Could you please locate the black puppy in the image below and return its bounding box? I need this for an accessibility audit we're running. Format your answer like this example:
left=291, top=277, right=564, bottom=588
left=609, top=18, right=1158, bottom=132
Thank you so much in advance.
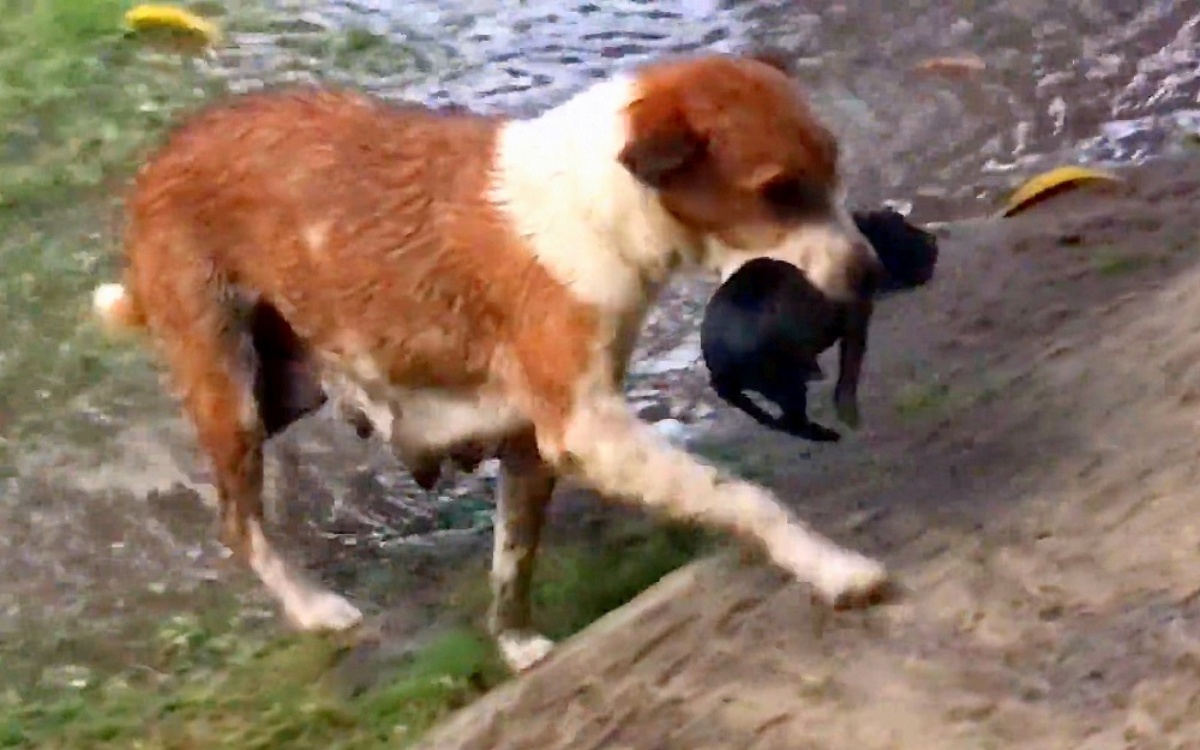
left=700, top=209, right=938, bottom=442
left=701, top=258, right=863, bottom=442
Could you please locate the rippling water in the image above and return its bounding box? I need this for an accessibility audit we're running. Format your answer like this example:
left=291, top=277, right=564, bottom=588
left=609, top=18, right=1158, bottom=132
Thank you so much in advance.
left=222, top=0, right=1200, bottom=220
left=2, top=0, right=1199, bottom=658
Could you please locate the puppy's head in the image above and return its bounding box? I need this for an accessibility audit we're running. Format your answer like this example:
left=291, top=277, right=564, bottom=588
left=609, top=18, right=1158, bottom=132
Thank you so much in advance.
left=852, top=208, right=939, bottom=293
left=619, top=52, right=883, bottom=305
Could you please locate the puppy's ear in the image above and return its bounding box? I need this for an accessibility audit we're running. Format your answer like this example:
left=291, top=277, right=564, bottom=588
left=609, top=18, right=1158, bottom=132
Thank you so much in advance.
left=619, top=97, right=706, bottom=188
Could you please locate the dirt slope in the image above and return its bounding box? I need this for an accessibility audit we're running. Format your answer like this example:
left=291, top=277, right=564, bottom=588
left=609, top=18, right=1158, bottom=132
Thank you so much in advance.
left=416, top=155, right=1200, bottom=750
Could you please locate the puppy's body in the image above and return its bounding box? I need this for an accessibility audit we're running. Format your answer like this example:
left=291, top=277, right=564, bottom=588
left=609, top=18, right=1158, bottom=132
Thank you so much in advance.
left=700, top=208, right=939, bottom=443
left=92, top=53, right=891, bottom=672
left=701, top=258, right=850, bottom=442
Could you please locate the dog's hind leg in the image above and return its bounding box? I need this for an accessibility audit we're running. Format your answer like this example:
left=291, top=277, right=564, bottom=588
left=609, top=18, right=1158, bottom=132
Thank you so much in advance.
left=146, top=273, right=362, bottom=632
left=489, top=431, right=557, bottom=672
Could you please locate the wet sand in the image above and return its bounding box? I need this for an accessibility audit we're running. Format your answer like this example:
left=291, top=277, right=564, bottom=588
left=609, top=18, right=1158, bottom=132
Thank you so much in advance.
left=412, top=155, right=1200, bottom=749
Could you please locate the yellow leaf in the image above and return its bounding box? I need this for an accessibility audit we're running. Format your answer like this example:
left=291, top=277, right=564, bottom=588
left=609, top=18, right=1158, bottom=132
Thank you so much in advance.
left=124, top=4, right=221, bottom=46
left=999, top=165, right=1121, bottom=218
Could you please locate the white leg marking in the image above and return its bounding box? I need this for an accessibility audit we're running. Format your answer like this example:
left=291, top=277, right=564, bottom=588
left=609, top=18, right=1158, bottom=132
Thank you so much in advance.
left=497, top=632, right=556, bottom=673
left=489, top=444, right=557, bottom=672
left=558, top=396, right=890, bottom=607
left=247, top=520, right=363, bottom=631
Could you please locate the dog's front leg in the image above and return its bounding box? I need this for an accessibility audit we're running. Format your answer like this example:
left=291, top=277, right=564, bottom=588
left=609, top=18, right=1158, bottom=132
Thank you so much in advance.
left=547, top=395, right=890, bottom=608
left=490, top=431, right=558, bottom=673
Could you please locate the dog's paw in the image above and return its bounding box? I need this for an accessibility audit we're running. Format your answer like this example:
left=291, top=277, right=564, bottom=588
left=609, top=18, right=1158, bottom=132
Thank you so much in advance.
left=811, top=552, right=893, bottom=610
left=497, top=631, right=556, bottom=673
left=286, top=590, right=365, bottom=632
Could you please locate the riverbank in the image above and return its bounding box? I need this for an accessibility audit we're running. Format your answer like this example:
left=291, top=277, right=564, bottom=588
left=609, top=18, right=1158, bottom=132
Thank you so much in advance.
left=415, top=154, right=1200, bottom=749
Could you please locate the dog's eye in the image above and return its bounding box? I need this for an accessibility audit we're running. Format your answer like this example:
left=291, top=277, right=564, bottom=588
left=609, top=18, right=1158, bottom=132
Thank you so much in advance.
left=759, top=176, right=828, bottom=218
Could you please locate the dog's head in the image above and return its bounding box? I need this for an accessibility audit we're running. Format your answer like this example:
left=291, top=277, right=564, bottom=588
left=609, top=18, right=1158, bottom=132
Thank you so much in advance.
left=618, top=52, right=883, bottom=306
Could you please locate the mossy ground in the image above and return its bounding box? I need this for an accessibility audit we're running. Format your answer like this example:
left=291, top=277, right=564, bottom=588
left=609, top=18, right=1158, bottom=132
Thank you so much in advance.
left=1, top=517, right=707, bottom=749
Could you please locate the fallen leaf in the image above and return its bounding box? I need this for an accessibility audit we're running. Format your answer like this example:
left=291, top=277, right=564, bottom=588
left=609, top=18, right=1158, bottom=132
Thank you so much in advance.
left=913, top=54, right=987, bottom=77
left=999, top=165, right=1122, bottom=218
left=124, top=4, right=222, bottom=48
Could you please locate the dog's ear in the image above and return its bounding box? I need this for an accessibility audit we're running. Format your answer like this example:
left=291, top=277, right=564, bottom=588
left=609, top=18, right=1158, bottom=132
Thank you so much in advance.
left=619, top=97, right=706, bottom=188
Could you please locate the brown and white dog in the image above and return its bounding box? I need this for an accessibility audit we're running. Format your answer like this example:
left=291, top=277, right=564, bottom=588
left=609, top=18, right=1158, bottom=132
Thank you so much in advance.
left=92, top=52, right=890, bottom=672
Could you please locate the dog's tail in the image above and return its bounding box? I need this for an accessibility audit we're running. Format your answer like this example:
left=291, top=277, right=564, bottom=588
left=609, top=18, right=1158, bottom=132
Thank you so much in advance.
left=92, top=279, right=147, bottom=338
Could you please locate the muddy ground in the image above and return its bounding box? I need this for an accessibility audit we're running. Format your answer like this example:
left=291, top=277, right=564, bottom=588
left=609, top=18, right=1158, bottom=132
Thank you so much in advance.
left=411, top=155, right=1200, bottom=749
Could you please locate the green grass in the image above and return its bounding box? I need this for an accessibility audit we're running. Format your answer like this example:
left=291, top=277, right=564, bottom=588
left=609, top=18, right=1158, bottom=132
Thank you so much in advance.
left=893, top=378, right=953, bottom=419
left=0, top=0, right=227, bottom=461
left=532, top=523, right=708, bottom=638
left=0, top=522, right=708, bottom=748
left=0, top=0, right=221, bottom=209
left=1, top=616, right=505, bottom=749
left=281, top=25, right=416, bottom=78
left=690, top=434, right=789, bottom=485
left=452, top=519, right=712, bottom=640
left=1090, top=249, right=1150, bottom=276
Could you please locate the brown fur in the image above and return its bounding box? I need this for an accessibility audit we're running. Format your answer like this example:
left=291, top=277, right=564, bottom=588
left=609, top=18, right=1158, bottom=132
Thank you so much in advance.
left=116, top=87, right=594, bottom=557
left=621, top=56, right=840, bottom=250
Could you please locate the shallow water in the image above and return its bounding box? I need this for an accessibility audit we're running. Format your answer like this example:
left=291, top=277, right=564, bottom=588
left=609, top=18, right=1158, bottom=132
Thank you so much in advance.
left=227, top=0, right=1200, bottom=220
left=1, top=0, right=1199, bottom=677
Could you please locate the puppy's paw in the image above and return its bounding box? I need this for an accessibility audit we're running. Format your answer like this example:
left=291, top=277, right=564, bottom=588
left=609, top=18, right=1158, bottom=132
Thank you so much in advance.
left=833, top=391, right=861, bottom=429
left=805, top=422, right=842, bottom=442
left=784, top=419, right=841, bottom=442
